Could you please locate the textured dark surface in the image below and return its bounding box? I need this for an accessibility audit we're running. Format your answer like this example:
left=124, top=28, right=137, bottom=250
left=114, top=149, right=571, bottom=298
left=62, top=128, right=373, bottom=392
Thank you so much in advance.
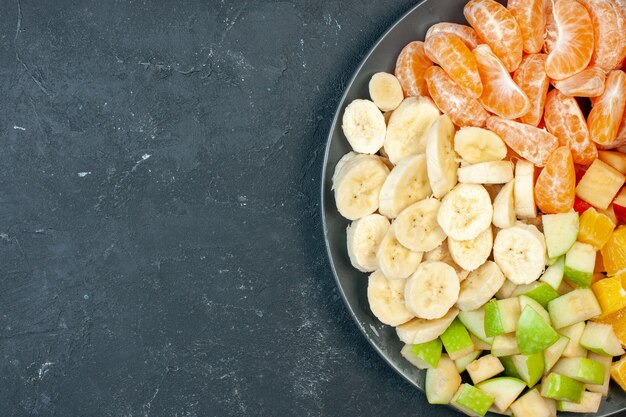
left=0, top=0, right=453, bottom=416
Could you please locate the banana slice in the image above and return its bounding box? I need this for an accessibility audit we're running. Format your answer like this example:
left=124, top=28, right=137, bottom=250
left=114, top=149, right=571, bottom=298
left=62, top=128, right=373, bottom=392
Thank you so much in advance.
left=332, top=153, right=390, bottom=220
left=493, top=222, right=547, bottom=285
left=376, top=224, right=423, bottom=280
left=379, top=154, right=432, bottom=218
left=448, top=226, right=493, bottom=272
left=369, top=72, right=404, bottom=112
left=456, top=261, right=506, bottom=311
left=394, top=198, right=447, bottom=252
left=346, top=214, right=391, bottom=272
left=396, top=308, right=459, bottom=344
left=341, top=99, right=386, bottom=154
left=492, top=180, right=516, bottom=229
left=514, top=159, right=537, bottom=219
left=405, top=261, right=460, bottom=319
left=426, top=114, right=459, bottom=198
left=424, top=241, right=470, bottom=281
left=457, top=161, right=514, bottom=184
left=367, top=270, right=414, bottom=326
left=454, top=127, right=507, bottom=164
left=385, top=96, right=441, bottom=164
left=437, top=183, right=493, bottom=241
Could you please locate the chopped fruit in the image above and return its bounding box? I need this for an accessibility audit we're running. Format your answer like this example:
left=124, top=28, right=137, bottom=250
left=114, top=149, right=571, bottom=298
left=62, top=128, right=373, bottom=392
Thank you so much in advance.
left=440, top=319, right=475, bottom=360
left=464, top=0, right=523, bottom=72
left=458, top=308, right=493, bottom=344
left=599, top=205, right=619, bottom=225
left=426, top=355, right=462, bottom=404
left=424, top=33, right=483, bottom=99
left=516, top=305, right=559, bottom=355
left=544, top=90, right=597, bottom=165
left=466, top=354, right=505, bottom=384
left=578, top=0, right=626, bottom=72
left=564, top=241, right=597, bottom=287
left=551, top=357, right=606, bottom=385
left=425, top=22, right=481, bottom=49
left=394, top=41, right=432, bottom=97
left=492, top=333, right=520, bottom=357
left=486, top=117, right=558, bottom=167
left=576, top=159, right=625, bottom=210
left=542, top=211, right=579, bottom=259
left=574, top=196, right=593, bottom=215
left=425, top=66, right=489, bottom=127
left=513, top=54, right=549, bottom=127
left=616, top=112, right=626, bottom=147
left=598, top=151, right=626, bottom=176
left=559, top=322, right=588, bottom=358
left=596, top=251, right=606, bottom=274
left=510, top=389, right=553, bottom=417
left=545, top=0, right=594, bottom=80
left=476, top=377, right=526, bottom=413
left=541, top=373, right=585, bottom=402
left=548, top=289, right=602, bottom=329
left=601, top=226, right=626, bottom=276
left=455, top=350, right=482, bottom=373
left=544, top=336, right=570, bottom=373
left=610, top=355, right=626, bottom=391
left=401, top=339, right=443, bottom=369
left=588, top=70, right=626, bottom=149
left=511, top=352, right=544, bottom=387
left=595, top=306, right=626, bottom=348
left=512, top=282, right=560, bottom=309
left=451, top=383, right=495, bottom=417
left=507, top=0, right=546, bottom=54
left=485, top=297, right=521, bottom=337
left=580, top=321, right=626, bottom=356
left=578, top=207, right=616, bottom=249
left=534, top=147, right=576, bottom=213
left=553, top=66, right=607, bottom=97
left=586, top=352, right=612, bottom=396
left=557, top=391, right=602, bottom=413
left=614, top=188, right=626, bottom=223
left=591, top=275, right=626, bottom=317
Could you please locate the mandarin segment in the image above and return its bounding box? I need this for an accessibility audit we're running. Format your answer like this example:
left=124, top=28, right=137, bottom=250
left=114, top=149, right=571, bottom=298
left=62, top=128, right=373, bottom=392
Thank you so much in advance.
left=610, top=354, right=626, bottom=390
left=592, top=275, right=626, bottom=317
left=513, top=53, right=550, bottom=126
left=543, top=0, right=557, bottom=54
left=602, top=226, right=626, bottom=276
left=534, top=146, right=576, bottom=214
left=579, top=207, right=617, bottom=249
left=394, top=41, right=433, bottom=97
left=588, top=70, right=626, bottom=149
left=508, top=0, right=546, bottom=54
left=425, top=22, right=482, bottom=49
left=578, top=0, right=626, bottom=72
left=553, top=67, right=607, bottom=98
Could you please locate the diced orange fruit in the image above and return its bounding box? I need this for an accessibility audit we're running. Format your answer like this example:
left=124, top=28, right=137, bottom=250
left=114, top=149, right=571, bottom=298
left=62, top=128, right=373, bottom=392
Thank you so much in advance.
left=578, top=207, right=617, bottom=249
left=425, top=22, right=481, bottom=50
left=588, top=70, right=626, bottom=149
left=610, top=355, right=626, bottom=391
left=576, top=159, right=626, bottom=210
left=592, top=274, right=626, bottom=317
left=578, top=0, right=626, bottom=72
left=553, top=66, right=607, bottom=98
left=464, top=0, right=523, bottom=72
left=513, top=54, right=549, bottom=127
left=598, top=151, right=626, bottom=175
left=534, top=147, right=576, bottom=213
left=601, top=226, right=626, bottom=276
left=394, top=41, right=432, bottom=97
left=545, top=0, right=594, bottom=80
left=507, top=0, right=546, bottom=54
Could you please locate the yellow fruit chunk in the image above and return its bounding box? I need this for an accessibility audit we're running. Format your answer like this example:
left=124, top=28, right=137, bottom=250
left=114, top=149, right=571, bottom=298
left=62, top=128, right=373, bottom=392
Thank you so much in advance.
left=578, top=207, right=616, bottom=249
left=598, top=151, right=626, bottom=176
left=576, top=159, right=625, bottom=210
left=601, top=226, right=626, bottom=276
left=610, top=355, right=626, bottom=392
left=591, top=274, right=626, bottom=317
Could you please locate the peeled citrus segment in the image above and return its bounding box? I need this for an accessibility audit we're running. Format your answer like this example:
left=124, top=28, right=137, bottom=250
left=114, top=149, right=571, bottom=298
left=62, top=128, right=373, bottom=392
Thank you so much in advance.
left=544, top=89, right=598, bottom=165
left=464, top=0, right=523, bottom=72
left=486, top=116, right=559, bottom=167
left=543, top=0, right=557, bottom=54
left=545, top=0, right=594, bottom=80
left=553, top=66, right=607, bottom=98
left=602, top=226, right=626, bottom=276
left=395, top=41, right=433, bottom=97
left=508, top=0, right=546, bottom=54
left=534, top=146, right=576, bottom=214
left=579, top=207, right=617, bottom=249
left=425, top=66, right=490, bottom=128
left=578, top=0, right=626, bottom=72
left=425, top=22, right=482, bottom=49
left=424, top=33, right=483, bottom=99
left=473, top=45, right=529, bottom=119
left=616, top=112, right=626, bottom=147
left=588, top=70, right=626, bottom=149
left=513, top=54, right=549, bottom=126
left=592, top=275, right=626, bottom=317
left=610, top=353, right=626, bottom=391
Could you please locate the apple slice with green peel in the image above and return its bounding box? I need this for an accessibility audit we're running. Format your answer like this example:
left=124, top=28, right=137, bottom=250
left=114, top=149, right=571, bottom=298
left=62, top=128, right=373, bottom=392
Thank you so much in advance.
left=492, top=334, right=520, bottom=357
left=458, top=308, right=493, bottom=344
left=470, top=334, right=491, bottom=351
left=547, top=256, right=560, bottom=266
left=519, top=295, right=550, bottom=324
left=425, top=354, right=462, bottom=404
left=540, top=373, right=585, bottom=402
left=563, top=241, right=596, bottom=287
left=557, top=390, right=602, bottom=413
left=542, top=211, right=579, bottom=259
left=485, top=298, right=520, bottom=337
left=548, top=289, right=602, bottom=329
left=495, top=279, right=518, bottom=299
left=543, top=335, right=569, bottom=374
left=455, top=349, right=482, bottom=373
left=499, top=356, right=522, bottom=379
left=511, top=353, right=544, bottom=388
left=540, top=256, right=565, bottom=290
left=580, top=321, right=625, bottom=356
left=467, top=354, right=505, bottom=384
left=440, top=318, right=475, bottom=360
left=516, top=305, right=559, bottom=355
left=551, top=357, right=605, bottom=385
left=585, top=352, right=611, bottom=396
left=510, top=388, right=553, bottom=417
left=451, top=383, right=494, bottom=417
left=559, top=322, right=587, bottom=358
left=400, top=339, right=443, bottom=370
left=512, top=282, right=560, bottom=308
left=476, top=377, right=526, bottom=413
left=557, top=279, right=575, bottom=295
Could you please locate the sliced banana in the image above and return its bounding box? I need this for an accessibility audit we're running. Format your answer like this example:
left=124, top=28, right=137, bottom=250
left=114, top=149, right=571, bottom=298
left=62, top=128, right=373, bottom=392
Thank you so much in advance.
left=448, top=226, right=493, bottom=271
left=346, top=214, right=391, bottom=272
left=405, top=261, right=460, bottom=319
left=492, top=180, right=516, bottom=229
left=341, top=99, right=386, bottom=154
left=437, top=183, right=493, bottom=241
left=369, top=72, right=404, bottom=112
left=396, top=308, right=459, bottom=344
left=493, top=222, right=547, bottom=285
left=379, top=154, right=432, bottom=218
left=332, top=153, right=390, bottom=220
left=385, top=96, right=441, bottom=164
left=376, top=224, right=423, bottom=280
left=426, top=114, right=459, bottom=198
left=367, top=270, right=414, bottom=326
left=394, top=198, right=447, bottom=252
left=454, top=127, right=507, bottom=164
left=424, top=241, right=469, bottom=281
left=457, top=161, right=514, bottom=184
left=514, top=159, right=537, bottom=219
left=456, top=261, right=506, bottom=311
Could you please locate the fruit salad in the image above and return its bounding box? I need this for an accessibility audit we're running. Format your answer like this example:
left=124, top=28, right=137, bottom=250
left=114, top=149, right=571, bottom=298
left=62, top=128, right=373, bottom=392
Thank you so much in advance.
left=332, top=0, right=626, bottom=415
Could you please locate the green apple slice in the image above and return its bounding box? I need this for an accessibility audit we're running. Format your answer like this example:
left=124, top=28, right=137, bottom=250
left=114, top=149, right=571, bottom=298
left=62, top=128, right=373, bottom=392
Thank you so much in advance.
left=540, top=256, right=565, bottom=290
left=563, top=241, right=596, bottom=287
left=543, top=335, right=569, bottom=374
left=440, top=318, right=475, bottom=360
left=516, top=305, right=559, bottom=355
left=580, top=321, right=626, bottom=356
left=540, top=373, right=585, bottom=402
left=495, top=279, right=518, bottom=299
left=492, top=334, right=520, bottom=357
left=476, top=377, right=526, bottom=412
left=548, top=289, right=602, bottom=329
left=455, top=349, right=482, bottom=373
left=485, top=298, right=520, bottom=337
left=484, top=299, right=505, bottom=337
left=585, top=352, right=612, bottom=396
left=550, top=357, right=605, bottom=384
left=458, top=308, right=493, bottom=344
left=466, top=354, right=505, bottom=384
left=451, top=383, right=494, bottom=417
left=512, top=282, right=559, bottom=308
left=558, top=322, right=587, bottom=358
left=510, top=388, right=553, bottom=417
left=400, top=339, right=443, bottom=369
left=557, top=390, right=602, bottom=413
left=519, top=295, right=550, bottom=324
left=511, top=353, right=544, bottom=388
left=542, top=211, right=579, bottom=258
left=425, top=354, right=462, bottom=404
left=499, top=356, right=521, bottom=379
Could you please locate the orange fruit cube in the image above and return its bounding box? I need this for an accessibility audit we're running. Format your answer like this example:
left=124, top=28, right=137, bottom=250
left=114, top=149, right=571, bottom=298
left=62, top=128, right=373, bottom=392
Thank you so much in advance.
left=576, top=159, right=625, bottom=210
left=611, top=355, right=626, bottom=392
left=578, top=207, right=616, bottom=249
left=591, top=274, right=626, bottom=317
left=601, top=226, right=626, bottom=276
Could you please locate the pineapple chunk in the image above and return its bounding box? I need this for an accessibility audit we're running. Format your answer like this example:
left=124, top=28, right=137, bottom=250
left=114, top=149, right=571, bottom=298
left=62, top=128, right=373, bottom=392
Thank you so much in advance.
left=598, top=151, right=626, bottom=175
left=576, top=160, right=625, bottom=210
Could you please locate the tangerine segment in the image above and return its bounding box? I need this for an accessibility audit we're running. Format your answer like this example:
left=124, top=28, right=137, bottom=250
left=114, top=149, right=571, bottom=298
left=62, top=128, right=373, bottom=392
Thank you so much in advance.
left=473, top=45, right=529, bottom=119
left=592, top=275, right=626, bottom=317
left=425, top=66, right=490, bottom=128
left=394, top=41, right=433, bottom=97
left=534, top=146, right=576, bottom=213
left=464, top=0, right=523, bottom=72
left=544, top=89, right=598, bottom=165
left=425, top=23, right=482, bottom=49
left=424, top=33, right=483, bottom=99
left=616, top=112, right=626, bottom=147
left=513, top=54, right=549, bottom=126
left=579, top=207, right=617, bottom=249
left=609, top=347, right=626, bottom=388
left=545, top=0, right=594, bottom=80
left=588, top=70, right=626, bottom=149
left=601, top=226, right=626, bottom=276
left=508, top=0, right=546, bottom=54
left=543, top=0, right=557, bottom=54
left=553, top=66, right=607, bottom=97
left=578, top=0, right=626, bottom=72
left=486, top=116, right=559, bottom=167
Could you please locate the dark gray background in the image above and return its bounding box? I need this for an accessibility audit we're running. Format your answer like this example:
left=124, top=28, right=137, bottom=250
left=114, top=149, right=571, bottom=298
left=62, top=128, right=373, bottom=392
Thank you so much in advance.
left=0, top=0, right=453, bottom=416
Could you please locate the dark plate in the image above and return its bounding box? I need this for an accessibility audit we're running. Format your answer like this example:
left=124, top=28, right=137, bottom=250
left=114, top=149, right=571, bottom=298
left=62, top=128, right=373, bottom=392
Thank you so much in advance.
left=320, top=0, right=626, bottom=416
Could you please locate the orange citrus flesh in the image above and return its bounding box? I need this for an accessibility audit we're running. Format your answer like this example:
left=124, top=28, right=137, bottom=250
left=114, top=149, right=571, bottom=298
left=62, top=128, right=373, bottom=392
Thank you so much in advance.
left=543, top=0, right=557, bottom=54
left=602, top=226, right=626, bottom=276
left=588, top=70, right=626, bottom=149
left=578, top=0, right=626, bottom=72
left=534, top=146, right=576, bottom=213
left=394, top=41, right=433, bottom=97
left=513, top=53, right=549, bottom=126
left=611, top=355, right=626, bottom=391
left=592, top=274, right=626, bottom=317
left=579, top=207, right=617, bottom=249
left=425, top=22, right=481, bottom=49
left=614, top=108, right=626, bottom=148
left=553, top=66, right=606, bottom=98
left=507, top=0, right=546, bottom=54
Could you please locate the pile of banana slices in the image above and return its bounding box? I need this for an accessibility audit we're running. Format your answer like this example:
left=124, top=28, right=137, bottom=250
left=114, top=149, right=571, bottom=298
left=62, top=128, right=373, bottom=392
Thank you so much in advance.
left=333, top=73, right=547, bottom=346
